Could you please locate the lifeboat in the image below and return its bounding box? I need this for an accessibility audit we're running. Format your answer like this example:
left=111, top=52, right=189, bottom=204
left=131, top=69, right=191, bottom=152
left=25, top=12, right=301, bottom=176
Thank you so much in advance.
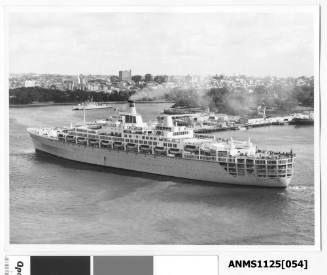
left=88, top=138, right=99, bottom=146
left=100, top=139, right=111, bottom=147
left=77, top=136, right=87, bottom=145
left=126, top=143, right=137, bottom=150
left=139, top=144, right=151, bottom=152
left=168, top=148, right=181, bottom=154
left=154, top=146, right=165, bottom=154
left=66, top=135, right=76, bottom=143
left=113, top=141, right=124, bottom=149
left=58, top=133, right=66, bottom=141
left=88, top=124, right=102, bottom=130
left=184, top=144, right=197, bottom=152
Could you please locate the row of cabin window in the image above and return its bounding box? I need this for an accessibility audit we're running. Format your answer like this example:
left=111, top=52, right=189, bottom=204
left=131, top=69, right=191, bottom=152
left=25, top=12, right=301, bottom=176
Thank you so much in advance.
left=124, top=139, right=177, bottom=148
left=125, top=139, right=158, bottom=146
left=163, top=143, right=178, bottom=148
left=173, top=131, right=188, bottom=136
left=123, top=139, right=176, bottom=148
left=98, top=132, right=175, bottom=144
left=75, top=128, right=97, bottom=134
left=156, top=126, right=172, bottom=131
left=124, top=134, right=161, bottom=141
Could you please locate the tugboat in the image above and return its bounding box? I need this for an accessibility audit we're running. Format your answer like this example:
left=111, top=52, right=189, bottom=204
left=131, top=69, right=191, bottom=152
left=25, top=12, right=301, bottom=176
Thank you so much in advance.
left=289, top=112, right=314, bottom=125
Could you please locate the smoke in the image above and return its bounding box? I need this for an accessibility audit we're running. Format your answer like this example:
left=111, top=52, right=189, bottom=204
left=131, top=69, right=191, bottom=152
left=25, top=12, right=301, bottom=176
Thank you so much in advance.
left=130, top=87, right=172, bottom=101
left=130, top=86, right=211, bottom=108
left=129, top=84, right=302, bottom=115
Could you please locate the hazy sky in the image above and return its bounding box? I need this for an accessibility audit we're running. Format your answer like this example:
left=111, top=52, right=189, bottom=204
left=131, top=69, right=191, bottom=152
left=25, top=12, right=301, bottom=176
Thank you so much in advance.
left=9, top=12, right=315, bottom=76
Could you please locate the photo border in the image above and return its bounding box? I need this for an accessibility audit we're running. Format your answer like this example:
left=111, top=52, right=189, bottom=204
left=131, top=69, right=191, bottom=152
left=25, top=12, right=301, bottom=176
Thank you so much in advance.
left=1, top=4, right=322, bottom=255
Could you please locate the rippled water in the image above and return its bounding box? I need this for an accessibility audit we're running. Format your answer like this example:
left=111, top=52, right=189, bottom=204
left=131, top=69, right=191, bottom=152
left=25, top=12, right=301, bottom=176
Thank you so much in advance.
left=10, top=103, right=315, bottom=244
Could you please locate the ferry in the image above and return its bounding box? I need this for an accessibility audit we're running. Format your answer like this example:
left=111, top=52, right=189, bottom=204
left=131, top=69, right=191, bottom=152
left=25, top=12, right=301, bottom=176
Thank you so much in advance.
left=27, top=100, right=296, bottom=187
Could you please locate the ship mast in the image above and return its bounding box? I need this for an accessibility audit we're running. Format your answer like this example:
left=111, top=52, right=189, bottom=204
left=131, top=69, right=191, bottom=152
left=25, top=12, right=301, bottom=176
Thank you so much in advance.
left=83, top=106, right=86, bottom=126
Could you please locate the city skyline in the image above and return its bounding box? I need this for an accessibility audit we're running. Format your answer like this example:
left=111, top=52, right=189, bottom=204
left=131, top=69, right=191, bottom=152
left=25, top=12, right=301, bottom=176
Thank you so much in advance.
left=9, top=11, right=315, bottom=77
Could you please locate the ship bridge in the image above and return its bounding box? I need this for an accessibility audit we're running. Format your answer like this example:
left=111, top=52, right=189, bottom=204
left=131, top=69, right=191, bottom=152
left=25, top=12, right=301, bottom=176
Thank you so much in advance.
left=155, top=114, right=194, bottom=139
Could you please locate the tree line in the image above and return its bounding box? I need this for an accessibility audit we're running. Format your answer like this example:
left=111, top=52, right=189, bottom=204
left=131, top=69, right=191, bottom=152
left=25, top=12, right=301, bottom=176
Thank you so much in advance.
left=9, top=85, right=314, bottom=117
left=9, top=87, right=135, bottom=105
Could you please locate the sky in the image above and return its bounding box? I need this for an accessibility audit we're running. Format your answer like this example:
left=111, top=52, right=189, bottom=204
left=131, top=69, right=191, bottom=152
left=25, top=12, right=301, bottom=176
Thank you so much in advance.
left=9, top=11, right=315, bottom=77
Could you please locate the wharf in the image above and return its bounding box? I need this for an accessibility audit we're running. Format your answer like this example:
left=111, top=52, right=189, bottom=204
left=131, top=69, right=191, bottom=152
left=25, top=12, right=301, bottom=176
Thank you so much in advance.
left=194, top=117, right=291, bottom=133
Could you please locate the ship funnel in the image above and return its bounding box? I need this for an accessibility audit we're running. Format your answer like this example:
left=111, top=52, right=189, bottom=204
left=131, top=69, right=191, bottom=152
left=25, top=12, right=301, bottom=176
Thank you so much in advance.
left=163, top=116, right=174, bottom=127
left=128, top=100, right=137, bottom=115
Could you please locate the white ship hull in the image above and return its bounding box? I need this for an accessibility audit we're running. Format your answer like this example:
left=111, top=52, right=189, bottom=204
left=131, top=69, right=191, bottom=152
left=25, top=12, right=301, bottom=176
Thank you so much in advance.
left=29, top=132, right=290, bottom=187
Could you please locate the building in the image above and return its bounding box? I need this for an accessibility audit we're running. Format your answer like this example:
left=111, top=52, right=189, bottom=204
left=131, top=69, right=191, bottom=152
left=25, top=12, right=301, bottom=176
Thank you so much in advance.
left=24, top=80, right=36, bottom=87
left=86, top=79, right=109, bottom=92
left=63, top=80, right=75, bottom=90
left=77, top=74, right=87, bottom=90
left=119, top=70, right=132, bottom=81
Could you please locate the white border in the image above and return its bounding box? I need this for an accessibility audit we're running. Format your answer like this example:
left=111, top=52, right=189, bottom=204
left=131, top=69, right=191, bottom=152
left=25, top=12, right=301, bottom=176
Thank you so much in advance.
left=1, top=4, right=322, bottom=255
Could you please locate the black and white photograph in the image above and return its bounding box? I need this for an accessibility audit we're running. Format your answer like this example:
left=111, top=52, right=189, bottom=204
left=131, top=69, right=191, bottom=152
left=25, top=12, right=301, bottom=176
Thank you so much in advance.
left=7, top=6, right=318, bottom=245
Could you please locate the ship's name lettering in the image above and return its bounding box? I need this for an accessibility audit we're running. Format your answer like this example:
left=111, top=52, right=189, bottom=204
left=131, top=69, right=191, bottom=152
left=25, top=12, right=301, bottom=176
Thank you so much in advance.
left=15, top=261, right=24, bottom=275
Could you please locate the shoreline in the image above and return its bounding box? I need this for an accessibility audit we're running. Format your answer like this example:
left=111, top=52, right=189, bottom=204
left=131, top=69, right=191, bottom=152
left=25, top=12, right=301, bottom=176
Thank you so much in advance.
left=9, top=100, right=175, bottom=108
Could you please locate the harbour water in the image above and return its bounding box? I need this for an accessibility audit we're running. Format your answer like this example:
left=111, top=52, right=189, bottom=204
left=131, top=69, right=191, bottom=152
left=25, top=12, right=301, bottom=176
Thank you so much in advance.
left=10, top=103, right=315, bottom=244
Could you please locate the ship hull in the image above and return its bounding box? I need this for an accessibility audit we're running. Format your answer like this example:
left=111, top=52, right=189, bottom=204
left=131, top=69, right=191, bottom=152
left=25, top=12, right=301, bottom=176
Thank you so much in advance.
left=289, top=118, right=314, bottom=125
left=29, top=133, right=290, bottom=187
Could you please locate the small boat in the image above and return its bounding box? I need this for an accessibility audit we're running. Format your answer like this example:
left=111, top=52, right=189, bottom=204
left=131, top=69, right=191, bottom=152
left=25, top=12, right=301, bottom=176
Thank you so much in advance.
left=289, top=117, right=314, bottom=125
left=88, top=138, right=99, bottom=146
left=77, top=136, right=87, bottom=144
left=66, top=135, right=76, bottom=142
left=169, top=148, right=181, bottom=154
left=184, top=144, right=197, bottom=152
left=154, top=146, right=165, bottom=153
left=139, top=144, right=151, bottom=152
left=100, top=140, right=111, bottom=147
left=126, top=143, right=137, bottom=150
left=113, top=141, right=124, bottom=149
left=88, top=124, right=102, bottom=130
left=58, top=133, right=66, bottom=141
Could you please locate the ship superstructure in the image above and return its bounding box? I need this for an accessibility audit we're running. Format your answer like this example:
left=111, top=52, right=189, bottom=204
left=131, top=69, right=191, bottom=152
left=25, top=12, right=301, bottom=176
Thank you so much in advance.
left=28, top=100, right=296, bottom=187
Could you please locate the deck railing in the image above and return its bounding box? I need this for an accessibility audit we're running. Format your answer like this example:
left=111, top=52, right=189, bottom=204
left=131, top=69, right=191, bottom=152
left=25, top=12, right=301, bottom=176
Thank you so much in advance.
left=50, top=129, right=297, bottom=170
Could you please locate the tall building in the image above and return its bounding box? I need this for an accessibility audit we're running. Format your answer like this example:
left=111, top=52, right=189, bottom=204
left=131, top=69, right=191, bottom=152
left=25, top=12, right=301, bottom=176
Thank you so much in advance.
left=77, top=73, right=87, bottom=90
left=119, top=70, right=132, bottom=81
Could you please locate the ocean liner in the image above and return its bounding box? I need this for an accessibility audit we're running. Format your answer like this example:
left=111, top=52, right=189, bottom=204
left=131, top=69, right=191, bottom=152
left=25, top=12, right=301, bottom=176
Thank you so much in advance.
left=27, top=101, right=296, bottom=187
